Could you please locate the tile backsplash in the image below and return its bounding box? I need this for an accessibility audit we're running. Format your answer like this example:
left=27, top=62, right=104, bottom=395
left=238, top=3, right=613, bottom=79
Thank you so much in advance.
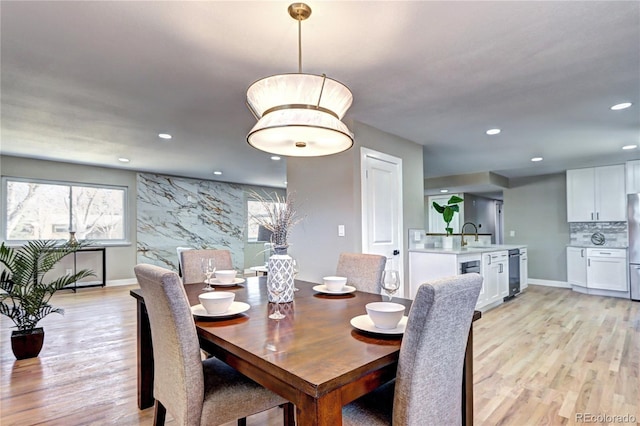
left=569, top=222, right=628, bottom=247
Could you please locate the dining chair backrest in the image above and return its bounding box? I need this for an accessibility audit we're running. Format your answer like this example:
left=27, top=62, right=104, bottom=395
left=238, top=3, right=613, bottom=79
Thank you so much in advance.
left=336, top=252, right=386, bottom=294
left=393, top=273, right=482, bottom=425
left=176, top=246, right=194, bottom=277
left=133, top=264, right=205, bottom=426
left=181, top=249, right=234, bottom=284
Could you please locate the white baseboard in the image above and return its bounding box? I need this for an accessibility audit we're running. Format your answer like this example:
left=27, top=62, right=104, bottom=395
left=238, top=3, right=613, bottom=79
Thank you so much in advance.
left=106, top=278, right=137, bottom=287
left=527, top=278, right=571, bottom=289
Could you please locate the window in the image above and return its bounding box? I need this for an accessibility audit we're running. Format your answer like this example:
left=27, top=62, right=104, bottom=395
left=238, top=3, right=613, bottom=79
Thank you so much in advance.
left=3, top=177, right=128, bottom=243
left=247, top=199, right=283, bottom=242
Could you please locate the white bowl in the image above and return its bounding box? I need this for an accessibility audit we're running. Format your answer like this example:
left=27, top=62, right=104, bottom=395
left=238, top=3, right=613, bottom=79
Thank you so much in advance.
left=366, top=302, right=405, bottom=329
left=323, top=276, right=348, bottom=292
left=215, top=270, right=237, bottom=284
left=198, top=291, right=235, bottom=314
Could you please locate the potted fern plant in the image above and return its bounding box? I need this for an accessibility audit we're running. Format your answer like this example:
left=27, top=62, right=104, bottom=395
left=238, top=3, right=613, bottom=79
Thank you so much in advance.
left=0, top=240, right=94, bottom=359
left=432, top=195, right=463, bottom=249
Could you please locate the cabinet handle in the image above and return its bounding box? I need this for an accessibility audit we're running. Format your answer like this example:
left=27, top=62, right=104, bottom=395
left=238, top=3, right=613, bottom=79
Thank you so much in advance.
left=588, top=259, right=591, bottom=267
left=581, top=249, right=584, bottom=257
left=499, top=264, right=503, bottom=273
left=596, top=212, right=599, bottom=220
left=591, top=212, right=594, bottom=220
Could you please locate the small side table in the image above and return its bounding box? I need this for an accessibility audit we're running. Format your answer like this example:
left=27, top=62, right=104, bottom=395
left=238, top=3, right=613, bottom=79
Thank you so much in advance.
left=249, top=265, right=268, bottom=276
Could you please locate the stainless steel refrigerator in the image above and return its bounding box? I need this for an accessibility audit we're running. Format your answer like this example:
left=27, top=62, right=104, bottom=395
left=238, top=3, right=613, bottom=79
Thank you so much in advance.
left=629, top=194, right=640, bottom=301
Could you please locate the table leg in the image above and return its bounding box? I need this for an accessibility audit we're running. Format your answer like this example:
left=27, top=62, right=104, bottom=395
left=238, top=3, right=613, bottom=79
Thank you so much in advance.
left=137, top=299, right=155, bottom=409
left=296, top=390, right=342, bottom=426
left=462, top=323, right=474, bottom=426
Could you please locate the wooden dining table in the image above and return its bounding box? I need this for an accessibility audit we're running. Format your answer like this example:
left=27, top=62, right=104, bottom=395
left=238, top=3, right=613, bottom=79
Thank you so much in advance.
left=130, top=276, right=481, bottom=426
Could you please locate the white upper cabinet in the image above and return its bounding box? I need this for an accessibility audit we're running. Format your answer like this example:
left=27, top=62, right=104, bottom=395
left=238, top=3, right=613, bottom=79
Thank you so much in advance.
left=627, top=160, right=640, bottom=194
left=566, top=165, right=626, bottom=222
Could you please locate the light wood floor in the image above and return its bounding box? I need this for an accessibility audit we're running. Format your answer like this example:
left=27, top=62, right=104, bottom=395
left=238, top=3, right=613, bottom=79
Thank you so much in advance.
left=1, top=285, right=638, bottom=425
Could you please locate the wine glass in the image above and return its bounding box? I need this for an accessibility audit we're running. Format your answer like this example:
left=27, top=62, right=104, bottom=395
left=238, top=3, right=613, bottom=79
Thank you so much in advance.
left=381, top=270, right=400, bottom=301
left=292, top=258, right=300, bottom=291
left=201, top=258, right=216, bottom=291
left=268, top=271, right=286, bottom=320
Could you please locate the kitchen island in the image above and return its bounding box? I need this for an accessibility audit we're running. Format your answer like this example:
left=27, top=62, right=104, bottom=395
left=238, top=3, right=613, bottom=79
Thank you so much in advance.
left=409, top=245, right=527, bottom=310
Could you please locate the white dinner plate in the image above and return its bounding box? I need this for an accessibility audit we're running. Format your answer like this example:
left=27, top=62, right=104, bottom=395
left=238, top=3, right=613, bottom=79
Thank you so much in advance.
left=191, top=302, right=250, bottom=318
left=350, top=314, right=408, bottom=335
left=204, top=277, right=246, bottom=286
left=312, top=284, right=357, bottom=295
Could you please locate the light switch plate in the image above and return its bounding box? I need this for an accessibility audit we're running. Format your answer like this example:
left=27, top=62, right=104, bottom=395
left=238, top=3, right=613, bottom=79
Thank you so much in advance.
left=338, top=225, right=345, bottom=237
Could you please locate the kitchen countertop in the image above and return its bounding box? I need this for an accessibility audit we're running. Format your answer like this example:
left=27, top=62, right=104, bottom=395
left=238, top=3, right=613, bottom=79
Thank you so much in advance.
left=409, top=244, right=526, bottom=255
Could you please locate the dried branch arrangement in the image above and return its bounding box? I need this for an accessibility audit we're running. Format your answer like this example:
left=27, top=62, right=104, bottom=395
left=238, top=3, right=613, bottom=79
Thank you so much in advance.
left=249, top=190, right=302, bottom=250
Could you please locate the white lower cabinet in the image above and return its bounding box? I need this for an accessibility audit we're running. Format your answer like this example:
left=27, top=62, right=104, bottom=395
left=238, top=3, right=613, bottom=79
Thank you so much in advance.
left=567, top=247, right=628, bottom=297
left=479, top=251, right=508, bottom=309
left=519, top=248, right=528, bottom=290
left=587, top=249, right=628, bottom=292
left=567, top=247, right=587, bottom=287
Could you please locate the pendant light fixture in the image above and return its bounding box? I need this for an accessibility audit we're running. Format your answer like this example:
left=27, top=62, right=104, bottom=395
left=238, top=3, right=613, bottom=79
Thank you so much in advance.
left=246, top=3, right=354, bottom=157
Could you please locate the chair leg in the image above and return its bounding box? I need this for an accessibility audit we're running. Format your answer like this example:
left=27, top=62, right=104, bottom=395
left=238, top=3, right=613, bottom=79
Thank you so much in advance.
left=153, top=400, right=166, bottom=426
left=282, top=402, right=295, bottom=426
left=237, top=418, right=247, bottom=426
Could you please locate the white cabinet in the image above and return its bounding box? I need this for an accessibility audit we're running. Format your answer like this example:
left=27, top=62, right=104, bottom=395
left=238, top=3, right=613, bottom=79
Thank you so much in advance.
left=627, top=160, right=640, bottom=194
left=566, top=165, right=626, bottom=222
left=586, top=248, right=628, bottom=292
left=480, top=251, right=508, bottom=308
left=568, top=247, right=628, bottom=297
left=519, top=248, right=528, bottom=290
left=567, top=247, right=587, bottom=287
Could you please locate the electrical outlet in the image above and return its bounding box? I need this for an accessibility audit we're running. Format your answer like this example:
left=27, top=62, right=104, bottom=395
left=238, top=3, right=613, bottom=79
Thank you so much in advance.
left=509, top=230, right=516, bottom=237
left=66, top=268, right=73, bottom=275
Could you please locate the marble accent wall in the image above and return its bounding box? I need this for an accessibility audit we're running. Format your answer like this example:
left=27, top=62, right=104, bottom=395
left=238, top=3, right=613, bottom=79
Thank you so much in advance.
left=569, top=222, right=628, bottom=247
left=137, top=173, right=248, bottom=272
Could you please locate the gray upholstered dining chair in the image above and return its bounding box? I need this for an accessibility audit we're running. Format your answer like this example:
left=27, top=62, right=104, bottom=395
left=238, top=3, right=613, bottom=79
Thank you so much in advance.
left=176, top=246, right=193, bottom=277
left=336, top=252, right=387, bottom=293
left=342, top=273, right=483, bottom=425
left=181, top=249, right=234, bottom=284
left=134, top=264, right=294, bottom=426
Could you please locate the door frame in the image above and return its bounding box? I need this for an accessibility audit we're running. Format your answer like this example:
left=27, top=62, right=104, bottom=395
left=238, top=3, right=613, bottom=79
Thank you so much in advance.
left=360, top=147, right=404, bottom=296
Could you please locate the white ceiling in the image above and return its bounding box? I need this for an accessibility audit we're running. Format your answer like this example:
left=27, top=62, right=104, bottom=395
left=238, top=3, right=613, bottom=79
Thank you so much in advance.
left=1, top=1, right=639, bottom=192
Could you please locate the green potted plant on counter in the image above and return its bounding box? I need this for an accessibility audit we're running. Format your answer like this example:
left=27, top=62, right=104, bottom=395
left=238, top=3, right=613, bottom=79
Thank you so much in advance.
left=432, top=195, right=463, bottom=249
left=0, top=240, right=94, bottom=359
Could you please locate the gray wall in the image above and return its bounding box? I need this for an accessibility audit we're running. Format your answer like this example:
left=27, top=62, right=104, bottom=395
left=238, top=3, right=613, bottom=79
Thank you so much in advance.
left=287, top=120, right=425, bottom=290
left=503, top=172, right=570, bottom=281
left=1, top=155, right=138, bottom=282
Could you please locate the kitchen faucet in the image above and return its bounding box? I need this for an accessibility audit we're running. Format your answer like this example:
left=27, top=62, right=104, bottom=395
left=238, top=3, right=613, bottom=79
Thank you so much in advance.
left=461, top=222, right=479, bottom=247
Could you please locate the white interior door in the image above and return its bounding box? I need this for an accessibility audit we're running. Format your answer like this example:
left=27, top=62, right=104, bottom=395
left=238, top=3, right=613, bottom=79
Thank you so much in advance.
left=361, top=148, right=404, bottom=297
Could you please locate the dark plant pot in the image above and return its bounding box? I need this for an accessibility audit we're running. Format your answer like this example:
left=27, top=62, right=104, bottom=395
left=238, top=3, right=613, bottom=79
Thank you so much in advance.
left=11, top=328, right=45, bottom=360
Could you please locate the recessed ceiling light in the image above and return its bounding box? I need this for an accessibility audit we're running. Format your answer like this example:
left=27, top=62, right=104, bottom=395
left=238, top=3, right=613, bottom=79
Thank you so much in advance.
left=213, top=171, right=222, bottom=175
left=622, top=144, right=638, bottom=150
left=610, top=102, right=632, bottom=111
left=531, top=157, right=543, bottom=162
left=270, top=156, right=281, bottom=161
left=486, top=128, right=501, bottom=135
left=440, top=189, right=449, bottom=193
left=158, top=133, right=172, bottom=139
left=118, top=157, right=130, bottom=163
